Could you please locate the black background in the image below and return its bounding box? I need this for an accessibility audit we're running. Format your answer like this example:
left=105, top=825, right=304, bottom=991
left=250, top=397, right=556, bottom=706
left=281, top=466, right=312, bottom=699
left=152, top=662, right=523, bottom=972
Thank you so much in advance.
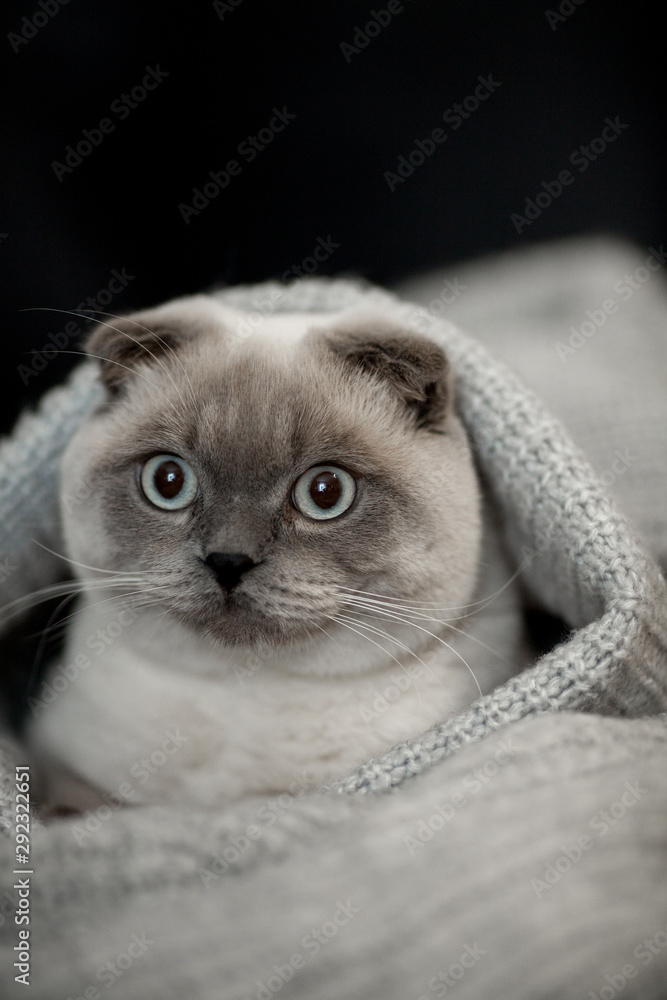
left=1, top=0, right=664, bottom=435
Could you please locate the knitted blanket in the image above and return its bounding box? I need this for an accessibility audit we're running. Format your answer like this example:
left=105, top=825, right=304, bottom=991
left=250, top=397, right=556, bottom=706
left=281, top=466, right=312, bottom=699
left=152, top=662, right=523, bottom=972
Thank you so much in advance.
left=0, top=237, right=666, bottom=999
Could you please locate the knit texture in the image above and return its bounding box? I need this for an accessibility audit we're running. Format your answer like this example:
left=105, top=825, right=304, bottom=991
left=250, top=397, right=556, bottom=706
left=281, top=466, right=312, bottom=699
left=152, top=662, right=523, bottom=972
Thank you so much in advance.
left=399, top=235, right=667, bottom=570
left=0, top=238, right=666, bottom=998
left=3, top=712, right=667, bottom=1000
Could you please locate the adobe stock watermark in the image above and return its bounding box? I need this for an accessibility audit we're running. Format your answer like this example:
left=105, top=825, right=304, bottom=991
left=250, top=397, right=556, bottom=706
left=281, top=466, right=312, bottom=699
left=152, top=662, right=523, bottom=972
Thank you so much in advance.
left=27, top=607, right=139, bottom=717
left=512, top=440, right=638, bottom=574
left=408, top=276, right=468, bottom=332
left=241, top=899, right=360, bottom=1000
left=516, top=518, right=560, bottom=572
left=545, top=0, right=587, bottom=31
left=60, top=465, right=109, bottom=518
left=587, top=921, right=667, bottom=1000
left=416, top=942, right=487, bottom=999
left=595, top=448, right=638, bottom=491
left=8, top=0, right=71, bottom=54
left=383, top=75, right=501, bottom=192
left=231, top=235, right=341, bottom=341
left=0, top=556, right=18, bottom=584
left=232, top=639, right=275, bottom=685
left=198, top=771, right=316, bottom=886
left=18, top=266, right=135, bottom=385
left=511, top=115, right=628, bottom=233
left=358, top=661, right=428, bottom=724
left=51, top=66, right=170, bottom=182
left=530, top=780, right=646, bottom=897
left=178, top=106, right=297, bottom=224
left=70, top=727, right=190, bottom=845
left=212, top=0, right=244, bottom=20
left=403, top=736, right=521, bottom=855
left=339, top=0, right=414, bottom=62
left=62, top=931, right=155, bottom=999
left=554, top=245, right=666, bottom=362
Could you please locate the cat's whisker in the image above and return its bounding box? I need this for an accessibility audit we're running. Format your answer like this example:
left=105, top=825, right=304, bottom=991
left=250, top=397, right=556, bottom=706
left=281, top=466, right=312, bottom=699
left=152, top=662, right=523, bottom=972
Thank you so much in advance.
left=302, top=625, right=328, bottom=660
left=342, top=593, right=459, bottom=622
left=68, top=306, right=197, bottom=414
left=337, top=562, right=526, bottom=616
left=26, top=591, right=79, bottom=642
left=21, top=582, right=157, bottom=664
left=341, top=591, right=481, bottom=620
left=50, top=350, right=182, bottom=419
left=340, top=612, right=482, bottom=698
left=36, top=585, right=169, bottom=635
left=24, top=588, right=86, bottom=692
left=23, top=307, right=196, bottom=415
left=29, top=540, right=153, bottom=579
left=90, top=598, right=172, bottom=652
left=0, top=575, right=146, bottom=625
left=26, top=582, right=144, bottom=644
left=338, top=585, right=453, bottom=607
left=122, top=597, right=170, bottom=616
left=307, top=620, right=343, bottom=648
left=105, top=311, right=199, bottom=413
left=326, top=613, right=427, bottom=710
left=91, top=319, right=190, bottom=413
left=147, top=607, right=173, bottom=643
left=0, top=582, right=86, bottom=621
left=333, top=610, right=445, bottom=690
left=23, top=586, right=165, bottom=694
left=342, top=596, right=510, bottom=667
left=341, top=604, right=483, bottom=699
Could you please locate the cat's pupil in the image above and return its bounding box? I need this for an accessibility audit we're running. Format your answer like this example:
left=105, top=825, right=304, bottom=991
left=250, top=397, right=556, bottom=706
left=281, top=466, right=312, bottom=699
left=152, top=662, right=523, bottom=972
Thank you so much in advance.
left=309, top=471, right=341, bottom=509
left=154, top=461, right=184, bottom=499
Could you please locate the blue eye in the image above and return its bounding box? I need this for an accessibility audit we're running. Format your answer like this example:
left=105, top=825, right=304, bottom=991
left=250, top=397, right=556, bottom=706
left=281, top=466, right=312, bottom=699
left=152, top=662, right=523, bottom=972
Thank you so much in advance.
left=292, top=465, right=357, bottom=521
left=140, top=454, right=199, bottom=510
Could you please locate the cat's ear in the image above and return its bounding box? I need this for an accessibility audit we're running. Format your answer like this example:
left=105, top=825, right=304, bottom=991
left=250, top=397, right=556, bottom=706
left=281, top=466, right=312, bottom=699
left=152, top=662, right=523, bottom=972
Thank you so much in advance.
left=84, top=315, right=192, bottom=394
left=321, top=320, right=454, bottom=429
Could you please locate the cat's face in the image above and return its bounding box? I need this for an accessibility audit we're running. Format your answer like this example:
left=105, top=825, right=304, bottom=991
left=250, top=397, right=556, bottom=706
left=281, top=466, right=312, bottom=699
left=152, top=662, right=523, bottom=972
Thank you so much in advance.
left=60, top=295, right=481, bottom=667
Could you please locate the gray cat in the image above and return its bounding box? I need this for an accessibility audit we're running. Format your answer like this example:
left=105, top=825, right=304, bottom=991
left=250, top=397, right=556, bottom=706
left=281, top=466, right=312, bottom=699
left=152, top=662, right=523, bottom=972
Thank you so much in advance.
left=27, top=293, right=511, bottom=809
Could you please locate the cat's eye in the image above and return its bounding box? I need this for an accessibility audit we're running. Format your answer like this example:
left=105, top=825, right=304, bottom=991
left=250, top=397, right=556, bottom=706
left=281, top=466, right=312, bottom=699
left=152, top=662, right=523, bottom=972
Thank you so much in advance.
left=139, top=454, right=199, bottom=510
left=292, top=465, right=357, bottom=521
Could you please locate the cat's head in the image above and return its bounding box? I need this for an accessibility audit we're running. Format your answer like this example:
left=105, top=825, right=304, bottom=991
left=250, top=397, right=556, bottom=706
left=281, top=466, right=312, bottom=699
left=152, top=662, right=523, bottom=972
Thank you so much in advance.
left=60, top=294, right=481, bottom=669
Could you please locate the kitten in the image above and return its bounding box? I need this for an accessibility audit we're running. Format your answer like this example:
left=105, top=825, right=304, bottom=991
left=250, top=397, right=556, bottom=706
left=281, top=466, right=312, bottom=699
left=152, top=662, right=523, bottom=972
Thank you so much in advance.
left=27, top=293, right=490, bottom=809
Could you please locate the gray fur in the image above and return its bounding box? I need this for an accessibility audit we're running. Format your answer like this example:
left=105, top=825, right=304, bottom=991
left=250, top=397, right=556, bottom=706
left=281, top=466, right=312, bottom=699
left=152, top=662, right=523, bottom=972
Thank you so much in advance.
left=64, top=303, right=480, bottom=650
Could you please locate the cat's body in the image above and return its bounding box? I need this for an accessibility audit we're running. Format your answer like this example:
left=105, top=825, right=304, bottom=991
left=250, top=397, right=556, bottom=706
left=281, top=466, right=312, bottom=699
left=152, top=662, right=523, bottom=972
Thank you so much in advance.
left=28, top=293, right=503, bottom=809
left=34, top=593, right=484, bottom=808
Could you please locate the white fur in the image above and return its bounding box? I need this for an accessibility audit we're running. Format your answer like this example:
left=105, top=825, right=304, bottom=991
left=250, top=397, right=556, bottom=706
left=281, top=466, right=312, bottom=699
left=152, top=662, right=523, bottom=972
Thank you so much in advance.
left=30, top=596, right=481, bottom=807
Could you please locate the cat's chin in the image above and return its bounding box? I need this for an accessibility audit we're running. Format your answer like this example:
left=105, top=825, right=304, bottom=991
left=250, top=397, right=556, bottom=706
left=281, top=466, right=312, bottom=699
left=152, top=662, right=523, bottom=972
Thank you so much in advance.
left=158, top=600, right=457, bottom=682
left=172, top=605, right=322, bottom=652
left=153, top=584, right=344, bottom=653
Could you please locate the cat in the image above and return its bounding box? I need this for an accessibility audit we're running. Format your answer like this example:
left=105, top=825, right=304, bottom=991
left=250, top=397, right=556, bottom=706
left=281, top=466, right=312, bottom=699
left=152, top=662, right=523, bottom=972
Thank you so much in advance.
left=26, top=291, right=504, bottom=810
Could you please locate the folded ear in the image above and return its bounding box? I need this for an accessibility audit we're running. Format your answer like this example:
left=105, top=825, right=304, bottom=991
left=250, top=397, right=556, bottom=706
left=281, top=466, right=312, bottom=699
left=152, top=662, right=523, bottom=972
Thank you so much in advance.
left=320, top=320, right=453, bottom=429
left=85, top=315, right=192, bottom=394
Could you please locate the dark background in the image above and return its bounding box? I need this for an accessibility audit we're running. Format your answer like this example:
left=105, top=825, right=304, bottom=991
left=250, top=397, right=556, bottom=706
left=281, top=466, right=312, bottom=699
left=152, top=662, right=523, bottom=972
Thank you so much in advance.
left=1, top=0, right=664, bottom=435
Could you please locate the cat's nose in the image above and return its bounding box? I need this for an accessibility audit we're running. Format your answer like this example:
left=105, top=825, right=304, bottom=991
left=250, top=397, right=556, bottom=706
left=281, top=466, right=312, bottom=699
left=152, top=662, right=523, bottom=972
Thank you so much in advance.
left=204, top=552, right=258, bottom=592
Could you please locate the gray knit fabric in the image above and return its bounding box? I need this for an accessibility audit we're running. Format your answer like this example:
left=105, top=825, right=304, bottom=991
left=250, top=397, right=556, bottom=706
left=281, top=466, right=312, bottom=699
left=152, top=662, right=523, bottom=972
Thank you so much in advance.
left=0, top=238, right=666, bottom=998
left=398, top=234, right=667, bottom=571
